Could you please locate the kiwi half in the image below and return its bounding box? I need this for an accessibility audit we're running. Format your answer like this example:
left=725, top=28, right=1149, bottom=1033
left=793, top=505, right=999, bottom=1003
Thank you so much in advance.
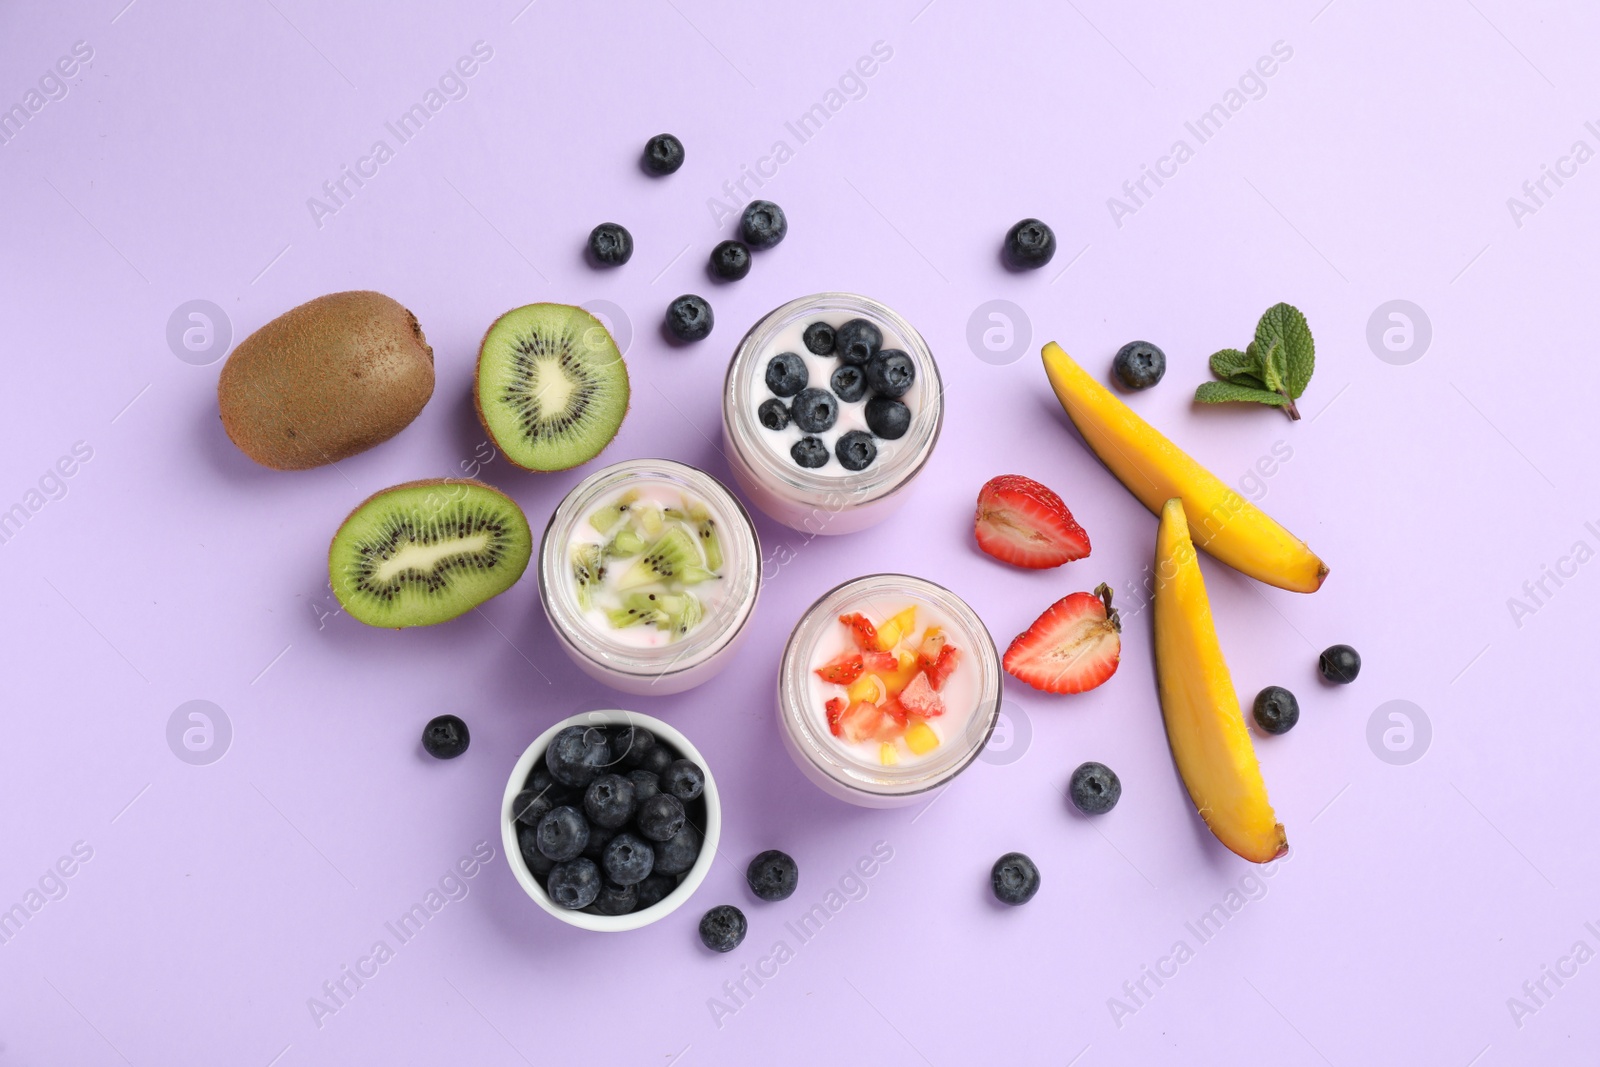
left=475, top=304, right=630, bottom=472
left=329, top=479, right=532, bottom=628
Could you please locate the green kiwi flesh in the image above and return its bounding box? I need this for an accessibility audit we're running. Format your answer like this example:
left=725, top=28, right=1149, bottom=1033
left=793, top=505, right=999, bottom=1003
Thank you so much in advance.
left=475, top=303, right=630, bottom=472
left=329, top=479, right=532, bottom=628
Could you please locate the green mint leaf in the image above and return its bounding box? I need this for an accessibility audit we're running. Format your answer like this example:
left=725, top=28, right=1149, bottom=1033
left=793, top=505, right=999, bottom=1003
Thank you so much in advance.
left=1194, top=380, right=1291, bottom=406
left=1254, top=302, right=1315, bottom=399
left=1209, top=348, right=1260, bottom=383
left=1262, top=339, right=1287, bottom=394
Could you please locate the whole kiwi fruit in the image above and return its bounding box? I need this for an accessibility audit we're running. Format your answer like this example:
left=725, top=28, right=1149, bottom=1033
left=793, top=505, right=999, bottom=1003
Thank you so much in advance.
left=217, top=291, right=434, bottom=470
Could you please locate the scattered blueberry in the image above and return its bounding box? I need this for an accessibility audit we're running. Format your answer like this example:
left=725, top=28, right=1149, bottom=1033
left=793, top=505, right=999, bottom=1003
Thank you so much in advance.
left=546, top=725, right=611, bottom=788
left=802, top=321, right=836, bottom=356
left=1112, top=341, right=1166, bottom=390
left=740, top=200, right=787, bottom=250
left=1068, top=762, right=1121, bottom=815
left=865, top=350, right=915, bottom=399
left=833, top=319, right=882, bottom=366
left=661, top=759, right=705, bottom=802
left=639, top=744, right=674, bottom=777
left=835, top=431, right=877, bottom=472
left=518, top=824, right=556, bottom=880
left=698, top=904, right=747, bottom=952
left=634, top=872, right=679, bottom=910
left=830, top=363, right=867, bottom=403
left=610, top=725, right=656, bottom=769
left=666, top=294, right=714, bottom=342
left=1319, top=644, right=1361, bottom=684
left=746, top=850, right=799, bottom=901
left=765, top=352, right=808, bottom=397
left=653, top=824, right=702, bottom=875
left=642, top=133, right=685, bottom=175
left=991, top=852, right=1041, bottom=905
left=864, top=396, right=910, bottom=440
left=627, top=769, right=661, bottom=802
left=1003, top=218, right=1056, bottom=269
left=587, top=222, right=633, bottom=267
left=1253, top=686, right=1300, bottom=734
left=790, top=388, right=838, bottom=433
left=709, top=240, right=751, bottom=281
left=791, top=436, right=828, bottom=469
left=512, top=789, right=554, bottom=828
left=421, top=715, right=469, bottom=759
left=547, top=858, right=602, bottom=910
left=758, top=398, right=791, bottom=431
left=584, top=773, right=637, bottom=829
left=587, top=880, right=638, bottom=916
left=602, top=831, right=656, bottom=886
left=636, top=793, right=686, bottom=842
left=535, top=805, right=590, bottom=862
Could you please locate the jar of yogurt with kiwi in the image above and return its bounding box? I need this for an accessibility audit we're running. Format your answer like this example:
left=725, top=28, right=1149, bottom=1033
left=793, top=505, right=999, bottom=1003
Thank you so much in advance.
left=722, top=293, right=943, bottom=535
left=539, top=460, right=760, bottom=695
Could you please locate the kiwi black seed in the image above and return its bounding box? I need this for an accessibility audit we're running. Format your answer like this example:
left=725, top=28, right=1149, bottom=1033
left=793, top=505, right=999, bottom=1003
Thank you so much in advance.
left=328, top=479, right=533, bottom=628
left=475, top=303, right=630, bottom=472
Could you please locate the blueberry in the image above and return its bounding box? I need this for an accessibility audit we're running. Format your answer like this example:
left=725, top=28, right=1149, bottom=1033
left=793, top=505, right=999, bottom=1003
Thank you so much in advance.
left=757, top=398, right=791, bottom=431
left=636, top=793, right=686, bottom=842
left=546, top=725, right=611, bottom=788
left=584, top=773, right=637, bottom=829
left=790, top=388, right=838, bottom=433
left=517, top=824, right=556, bottom=879
left=603, top=831, right=656, bottom=886
left=634, top=871, right=679, bottom=910
left=581, top=822, right=618, bottom=862
left=864, top=397, right=910, bottom=440
left=661, top=759, right=705, bottom=802
left=642, top=133, right=685, bottom=175
left=835, top=431, right=877, bottom=472
left=610, top=725, right=656, bottom=769
left=547, top=858, right=602, bottom=910
left=586, top=880, right=638, bottom=916
left=1003, top=218, right=1055, bottom=269
left=627, top=769, right=661, bottom=802
left=512, top=789, right=554, bottom=828
left=791, top=436, right=828, bottom=469
left=802, top=321, right=836, bottom=356
left=1068, top=762, right=1121, bottom=815
left=587, top=222, right=633, bottom=267
left=698, top=904, right=747, bottom=952
left=421, top=715, right=469, bottom=759
left=666, top=294, right=714, bottom=342
left=745, top=849, right=799, bottom=902
left=639, top=743, right=674, bottom=777
left=1253, top=686, right=1300, bottom=734
left=1319, top=644, right=1361, bottom=684
left=830, top=363, right=867, bottom=403
left=535, top=805, right=590, bottom=862
left=524, top=764, right=562, bottom=797
left=991, top=852, right=1041, bottom=905
left=865, top=350, right=915, bottom=399
left=764, top=352, right=808, bottom=397
left=740, top=200, right=787, bottom=250
left=653, top=823, right=702, bottom=875
left=1112, top=341, right=1166, bottom=390
left=833, top=319, right=882, bottom=366
left=709, top=240, right=751, bottom=281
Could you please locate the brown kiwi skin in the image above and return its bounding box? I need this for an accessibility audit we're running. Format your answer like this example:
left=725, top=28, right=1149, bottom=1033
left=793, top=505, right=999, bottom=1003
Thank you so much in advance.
left=472, top=303, right=631, bottom=473
left=218, top=291, right=435, bottom=471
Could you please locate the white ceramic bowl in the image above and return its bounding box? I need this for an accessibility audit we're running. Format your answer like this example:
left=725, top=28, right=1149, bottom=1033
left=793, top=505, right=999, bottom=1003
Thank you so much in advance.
left=501, top=710, right=721, bottom=932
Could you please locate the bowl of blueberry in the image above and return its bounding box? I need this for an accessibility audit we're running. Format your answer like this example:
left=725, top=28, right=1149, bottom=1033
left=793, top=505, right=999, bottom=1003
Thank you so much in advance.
left=502, top=710, right=721, bottom=932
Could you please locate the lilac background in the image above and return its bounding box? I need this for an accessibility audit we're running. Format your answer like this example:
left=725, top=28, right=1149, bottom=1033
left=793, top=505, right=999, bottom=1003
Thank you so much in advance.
left=3, top=0, right=1598, bottom=1063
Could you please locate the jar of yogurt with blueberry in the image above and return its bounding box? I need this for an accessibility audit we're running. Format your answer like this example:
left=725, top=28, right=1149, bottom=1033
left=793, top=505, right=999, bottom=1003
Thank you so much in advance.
left=721, top=293, right=943, bottom=535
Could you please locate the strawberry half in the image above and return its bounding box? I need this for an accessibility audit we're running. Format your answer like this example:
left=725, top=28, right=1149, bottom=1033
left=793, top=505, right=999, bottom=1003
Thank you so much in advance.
left=816, top=652, right=865, bottom=685
left=1003, top=584, right=1121, bottom=694
left=974, top=474, right=1091, bottom=569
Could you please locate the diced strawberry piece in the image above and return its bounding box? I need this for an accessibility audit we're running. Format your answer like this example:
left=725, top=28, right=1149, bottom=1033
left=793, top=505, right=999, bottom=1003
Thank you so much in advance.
left=924, top=645, right=960, bottom=691
left=839, top=612, right=882, bottom=651
left=881, top=697, right=909, bottom=726
left=900, top=672, right=947, bottom=718
left=916, top=628, right=947, bottom=670
left=816, top=652, right=865, bottom=685
left=974, top=475, right=1092, bottom=570
left=825, top=698, right=846, bottom=737
left=1003, top=584, right=1121, bottom=694
left=837, top=701, right=894, bottom=744
left=862, top=651, right=899, bottom=673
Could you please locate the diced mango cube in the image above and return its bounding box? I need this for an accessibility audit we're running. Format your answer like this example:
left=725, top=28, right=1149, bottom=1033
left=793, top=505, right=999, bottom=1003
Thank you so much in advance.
left=879, top=742, right=899, bottom=766
left=848, top=673, right=886, bottom=705
left=876, top=606, right=918, bottom=650
left=904, top=720, right=940, bottom=755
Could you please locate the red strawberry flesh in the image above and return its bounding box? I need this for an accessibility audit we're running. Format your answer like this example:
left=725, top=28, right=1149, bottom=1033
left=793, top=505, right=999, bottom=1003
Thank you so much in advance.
left=975, top=474, right=1091, bottom=570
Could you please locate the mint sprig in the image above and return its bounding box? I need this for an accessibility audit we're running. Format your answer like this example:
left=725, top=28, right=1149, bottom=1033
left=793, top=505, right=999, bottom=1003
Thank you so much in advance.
left=1195, top=303, right=1315, bottom=420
